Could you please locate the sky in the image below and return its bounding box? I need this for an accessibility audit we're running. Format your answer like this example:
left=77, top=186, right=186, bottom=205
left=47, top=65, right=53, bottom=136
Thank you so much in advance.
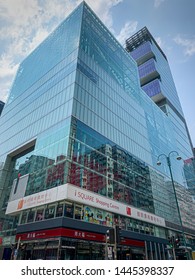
left=0, top=0, right=195, bottom=146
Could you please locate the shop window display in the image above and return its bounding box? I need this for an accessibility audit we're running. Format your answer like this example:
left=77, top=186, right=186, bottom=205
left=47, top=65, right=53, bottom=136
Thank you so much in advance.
left=83, top=206, right=113, bottom=226
left=18, top=199, right=163, bottom=239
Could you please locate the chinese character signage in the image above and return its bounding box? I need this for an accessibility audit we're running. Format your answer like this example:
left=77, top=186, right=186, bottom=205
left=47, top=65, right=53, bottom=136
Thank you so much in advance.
left=6, top=183, right=165, bottom=227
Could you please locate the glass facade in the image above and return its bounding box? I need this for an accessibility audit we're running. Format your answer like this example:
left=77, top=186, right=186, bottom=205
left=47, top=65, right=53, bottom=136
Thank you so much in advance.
left=0, top=4, right=83, bottom=248
left=128, top=41, right=155, bottom=64
left=68, top=118, right=181, bottom=225
left=129, top=34, right=184, bottom=117
left=0, top=3, right=194, bottom=260
left=126, top=27, right=195, bottom=191
left=139, top=58, right=159, bottom=80
left=142, top=79, right=162, bottom=98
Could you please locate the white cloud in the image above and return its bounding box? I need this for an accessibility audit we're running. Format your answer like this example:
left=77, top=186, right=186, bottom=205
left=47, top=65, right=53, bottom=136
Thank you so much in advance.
left=154, top=0, right=165, bottom=8
left=174, top=35, right=195, bottom=56
left=155, top=37, right=163, bottom=48
left=0, top=0, right=40, bottom=25
left=0, top=79, right=13, bottom=102
left=116, top=21, right=138, bottom=46
left=0, top=0, right=124, bottom=55
left=0, top=54, right=18, bottom=78
left=0, top=53, right=19, bottom=102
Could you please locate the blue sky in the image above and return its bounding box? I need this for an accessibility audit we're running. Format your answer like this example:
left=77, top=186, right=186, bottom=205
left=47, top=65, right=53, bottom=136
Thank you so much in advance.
left=0, top=0, right=195, bottom=146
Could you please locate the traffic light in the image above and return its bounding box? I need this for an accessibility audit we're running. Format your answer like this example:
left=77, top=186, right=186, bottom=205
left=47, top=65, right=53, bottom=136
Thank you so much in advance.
left=106, top=226, right=124, bottom=244
left=168, top=235, right=180, bottom=249
left=175, top=237, right=180, bottom=248
left=115, top=226, right=123, bottom=243
left=168, top=236, right=175, bottom=248
left=106, top=228, right=115, bottom=244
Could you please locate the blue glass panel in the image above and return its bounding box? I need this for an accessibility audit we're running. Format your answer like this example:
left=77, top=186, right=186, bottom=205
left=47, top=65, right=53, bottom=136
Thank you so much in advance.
left=130, top=41, right=152, bottom=61
left=142, top=79, right=162, bottom=97
left=138, top=58, right=157, bottom=79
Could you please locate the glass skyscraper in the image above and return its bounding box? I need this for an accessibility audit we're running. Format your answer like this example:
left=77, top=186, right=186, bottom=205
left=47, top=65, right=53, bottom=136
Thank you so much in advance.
left=126, top=27, right=195, bottom=241
left=0, top=3, right=194, bottom=260
left=126, top=27, right=194, bottom=184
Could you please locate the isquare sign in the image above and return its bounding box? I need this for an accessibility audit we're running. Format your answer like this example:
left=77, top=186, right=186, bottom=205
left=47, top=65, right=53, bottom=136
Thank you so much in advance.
left=6, top=183, right=165, bottom=227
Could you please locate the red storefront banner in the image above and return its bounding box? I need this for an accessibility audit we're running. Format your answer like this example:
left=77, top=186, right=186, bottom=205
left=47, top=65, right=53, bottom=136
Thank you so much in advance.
left=16, top=227, right=145, bottom=247
left=121, top=238, right=144, bottom=247
left=16, top=228, right=105, bottom=243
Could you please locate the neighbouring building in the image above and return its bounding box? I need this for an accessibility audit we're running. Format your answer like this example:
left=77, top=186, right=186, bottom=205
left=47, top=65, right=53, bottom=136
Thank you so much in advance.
left=0, top=2, right=194, bottom=260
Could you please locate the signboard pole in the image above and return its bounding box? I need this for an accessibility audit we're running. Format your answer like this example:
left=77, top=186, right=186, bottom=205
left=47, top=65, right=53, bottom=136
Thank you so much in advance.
left=105, top=233, right=108, bottom=260
left=113, top=225, right=117, bottom=260
left=13, top=236, right=21, bottom=260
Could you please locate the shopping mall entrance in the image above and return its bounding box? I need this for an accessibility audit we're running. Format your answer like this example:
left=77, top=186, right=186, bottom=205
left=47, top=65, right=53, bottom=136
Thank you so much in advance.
left=60, top=239, right=105, bottom=260
left=20, top=239, right=105, bottom=260
left=117, top=246, right=145, bottom=260
left=15, top=238, right=147, bottom=260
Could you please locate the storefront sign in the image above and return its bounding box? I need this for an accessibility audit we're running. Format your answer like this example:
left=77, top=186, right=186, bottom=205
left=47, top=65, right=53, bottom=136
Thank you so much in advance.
left=6, top=185, right=67, bottom=215
left=6, top=183, right=165, bottom=227
left=16, top=228, right=145, bottom=249
left=66, top=184, right=165, bottom=227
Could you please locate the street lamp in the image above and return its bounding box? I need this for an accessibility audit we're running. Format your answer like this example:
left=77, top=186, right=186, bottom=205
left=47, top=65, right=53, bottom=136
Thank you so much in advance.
left=156, top=151, right=189, bottom=260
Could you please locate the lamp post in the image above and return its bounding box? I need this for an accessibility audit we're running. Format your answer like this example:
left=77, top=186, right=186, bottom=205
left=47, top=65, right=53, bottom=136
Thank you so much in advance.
left=157, top=151, right=189, bottom=260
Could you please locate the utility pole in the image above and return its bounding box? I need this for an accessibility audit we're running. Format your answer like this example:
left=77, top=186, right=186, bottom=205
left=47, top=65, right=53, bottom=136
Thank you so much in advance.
left=14, top=237, right=21, bottom=260
left=157, top=151, right=189, bottom=259
left=113, top=225, right=117, bottom=260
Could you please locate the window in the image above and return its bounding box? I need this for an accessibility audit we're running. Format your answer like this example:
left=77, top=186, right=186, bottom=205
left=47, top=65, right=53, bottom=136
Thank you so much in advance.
left=75, top=204, right=83, bottom=220
left=56, top=203, right=64, bottom=217
left=20, top=211, right=28, bottom=224
left=35, top=208, right=44, bottom=221
left=45, top=204, right=56, bottom=219
left=64, top=202, right=73, bottom=218
left=27, top=209, right=35, bottom=223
